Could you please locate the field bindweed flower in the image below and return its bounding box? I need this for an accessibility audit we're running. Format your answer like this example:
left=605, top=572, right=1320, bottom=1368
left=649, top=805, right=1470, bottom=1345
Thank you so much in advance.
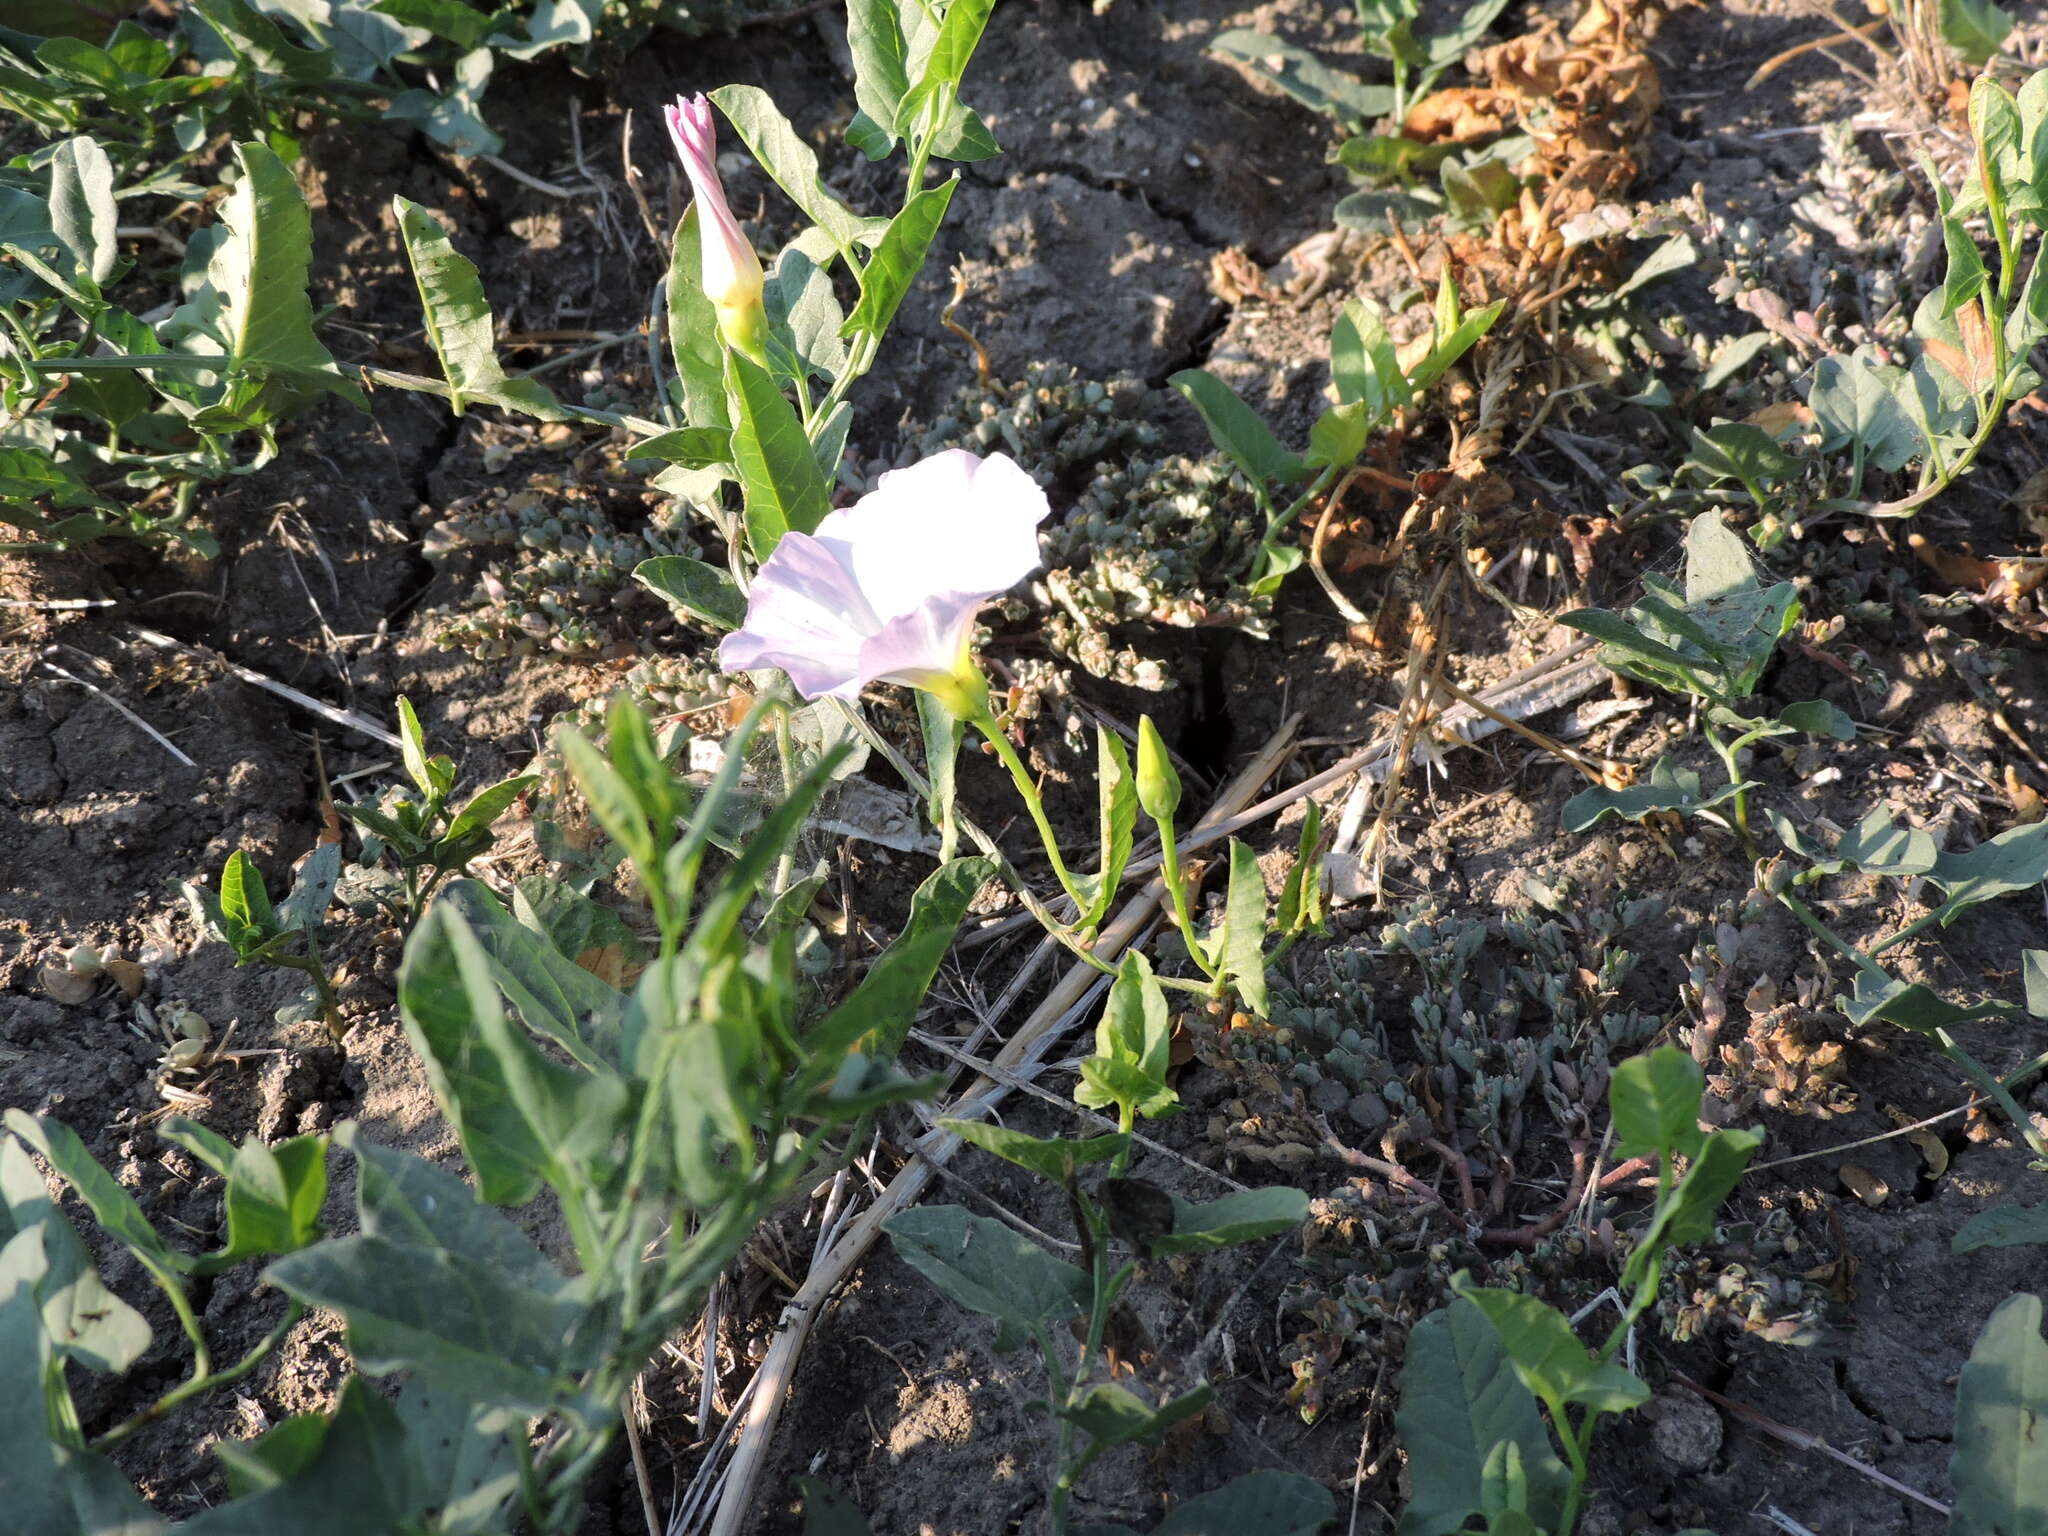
left=720, top=450, right=1049, bottom=715
left=664, top=94, right=767, bottom=364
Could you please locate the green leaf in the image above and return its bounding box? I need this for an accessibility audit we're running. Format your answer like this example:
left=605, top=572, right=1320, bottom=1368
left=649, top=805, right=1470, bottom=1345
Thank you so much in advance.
left=192, top=1377, right=426, bottom=1535
left=1770, top=803, right=1937, bottom=877
left=905, top=0, right=995, bottom=117
left=1777, top=699, right=1857, bottom=741
left=1207, top=28, right=1396, bottom=127
left=1169, top=369, right=1304, bottom=493
left=1927, top=819, right=2048, bottom=922
left=626, top=427, right=733, bottom=472
left=765, top=240, right=849, bottom=385
left=1334, top=134, right=1451, bottom=180
left=1608, top=1045, right=1706, bottom=1162
left=798, top=1478, right=875, bottom=1536
left=1076, top=951, right=1175, bottom=1117
left=799, top=856, right=995, bottom=1088
left=1333, top=186, right=1443, bottom=233
left=1686, top=423, right=1799, bottom=505
left=1306, top=400, right=1371, bottom=470
left=1220, top=838, right=1271, bottom=1017
left=159, top=1122, right=326, bottom=1276
left=1955, top=1206, right=2048, bottom=1254
left=883, top=1205, right=1088, bottom=1337
left=2027, top=950, right=2048, bottom=1019
left=5, top=1110, right=183, bottom=1277
left=726, top=349, right=833, bottom=560
left=395, top=904, right=555, bottom=1205
left=46, top=135, right=114, bottom=286
left=1076, top=726, right=1137, bottom=933
left=1560, top=756, right=1755, bottom=834
left=940, top=1120, right=1129, bottom=1182
left=710, top=86, right=876, bottom=256
left=1621, top=1128, right=1761, bottom=1292
left=1940, top=0, right=2013, bottom=65
left=275, top=842, right=340, bottom=934
left=1808, top=354, right=1924, bottom=473
left=1405, top=293, right=1504, bottom=398
left=1396, top=1298, right=1568, bottom=1536
left=164, top=141, right=365, bottom=417
left=1060, top=1382, right=1214, bottom=1452
left=392, top=1377, right=520, bottom=1536
left=666, top=206, right=730, bottom=434
left=918, top=690, right=963, bottom=860
left=394, top=695, right=435, bottom=799
left=845, top=0, right=911, bottom=143
left=1151, top=1186, right=1309, bottom=1254
left=845, top=178, right=955, bottom=343
left=220, top=849, right=274, bottom=936
left=1152, top=1470, right=1336, bottom=1535
left=0, top=1225, right=70, bottom=1533
left=1950, top=1293, right=2048, bottom=1536
left=267, top=1217, right=591, bottom=1417
left=634, top=554, right=745, bottom=632
left=441, top=774, right=536, bottom=858
left=555, top=725, right=655, bottom=867
left=393, top=196, right=565, bottom=420
left=440, top=879, right=623, bottom=1067
left=1455, top=1282, right=1650, bottom=1413
left=1843, top=970, right=2013, bottom=1032
left=0, top=1138, right=150, bottom=1376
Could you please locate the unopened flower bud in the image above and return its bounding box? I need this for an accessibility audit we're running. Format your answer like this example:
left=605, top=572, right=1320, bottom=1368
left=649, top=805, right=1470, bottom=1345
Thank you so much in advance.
left=664, top=94, right=767, bottom=364
left=1135, top=716, right=1181, bottom=822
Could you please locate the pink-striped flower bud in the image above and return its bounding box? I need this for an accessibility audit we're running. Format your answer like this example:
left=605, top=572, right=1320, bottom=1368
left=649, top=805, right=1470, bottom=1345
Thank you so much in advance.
left=664, top=94, right=767, bottom=364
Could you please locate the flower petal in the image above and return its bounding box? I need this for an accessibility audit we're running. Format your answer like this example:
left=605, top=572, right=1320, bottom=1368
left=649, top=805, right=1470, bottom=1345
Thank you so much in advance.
left=858, top=589, right=988, bottom=693
left=814, top=450, right=1049, bottom=622
left=665, top=94, right=761, bottom=312
left=718, top=533, right=879, bottom=699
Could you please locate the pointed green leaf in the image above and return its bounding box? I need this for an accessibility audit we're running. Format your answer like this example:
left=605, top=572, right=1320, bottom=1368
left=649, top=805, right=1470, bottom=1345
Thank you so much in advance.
left=710, top=86, right=877, bottom=256
left=940, top=1120, right=1129, bottom=1182
left=393, top=197, right=564, bottom=420
left=1955, top=1205, right=2048, bottom=1254
left=1950, top=1293, right=2048, bottom=1536
left=1395, top=1298, right=1568, bottom=1536
left=726, top=349, right=833, bottom=559
left=1455, top=1283, right=1650, bottom=1413
left=1608, top=1045, right=1706, bottom=1162
left=883, top=1205, right=1088, bottom=1336
left=1151, top=1186, right=1310, bottom=1254
left=1220, top=838, right=1271, bottom=1017
left=1170, top=368, right=1303, bottom=492
left=844, top=178, right=955, bottom=342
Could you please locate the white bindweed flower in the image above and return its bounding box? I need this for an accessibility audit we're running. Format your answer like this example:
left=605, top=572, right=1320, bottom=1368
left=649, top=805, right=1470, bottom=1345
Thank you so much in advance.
left=720, top=450, right=1050, bottom=711
left=664, top=93, right=767, bottom=363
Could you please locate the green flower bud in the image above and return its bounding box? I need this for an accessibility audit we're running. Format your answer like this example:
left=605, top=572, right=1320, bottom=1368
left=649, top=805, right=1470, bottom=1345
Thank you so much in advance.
left=1135, top=716, right=1181, bottom=822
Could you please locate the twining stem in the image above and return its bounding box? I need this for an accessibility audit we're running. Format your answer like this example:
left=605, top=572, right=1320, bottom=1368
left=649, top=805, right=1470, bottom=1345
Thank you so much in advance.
left=966, top=706, right=1089, bottom=909
left=1257, top=463, right=1344, bottom=562
left=94, top=1301, right=304, bottom=1450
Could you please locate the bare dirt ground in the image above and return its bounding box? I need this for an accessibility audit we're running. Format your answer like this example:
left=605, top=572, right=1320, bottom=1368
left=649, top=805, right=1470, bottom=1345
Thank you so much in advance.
left=6, top=1, right=2048, bottom=1532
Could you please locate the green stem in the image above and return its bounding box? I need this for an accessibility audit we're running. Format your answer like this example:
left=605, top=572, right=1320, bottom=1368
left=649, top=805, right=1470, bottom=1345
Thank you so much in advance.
left=1543, top=1391, right=1592, bottom=1536
left=1152, top=814, right=1219, bottom=985
left=1936, top=1027, right=2048, bottom=1159
left=969, top=708, right=1087, bottom=908
left=1770, top=886, right=1875, bottom=969
left=94, top=1301, right=302, bottom=1450
left=1256, top=462, right=1343, bottom=554
left=1867, top=906, right=1947, bottom=958
left=1702, top=723, right=1755, bottom=855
